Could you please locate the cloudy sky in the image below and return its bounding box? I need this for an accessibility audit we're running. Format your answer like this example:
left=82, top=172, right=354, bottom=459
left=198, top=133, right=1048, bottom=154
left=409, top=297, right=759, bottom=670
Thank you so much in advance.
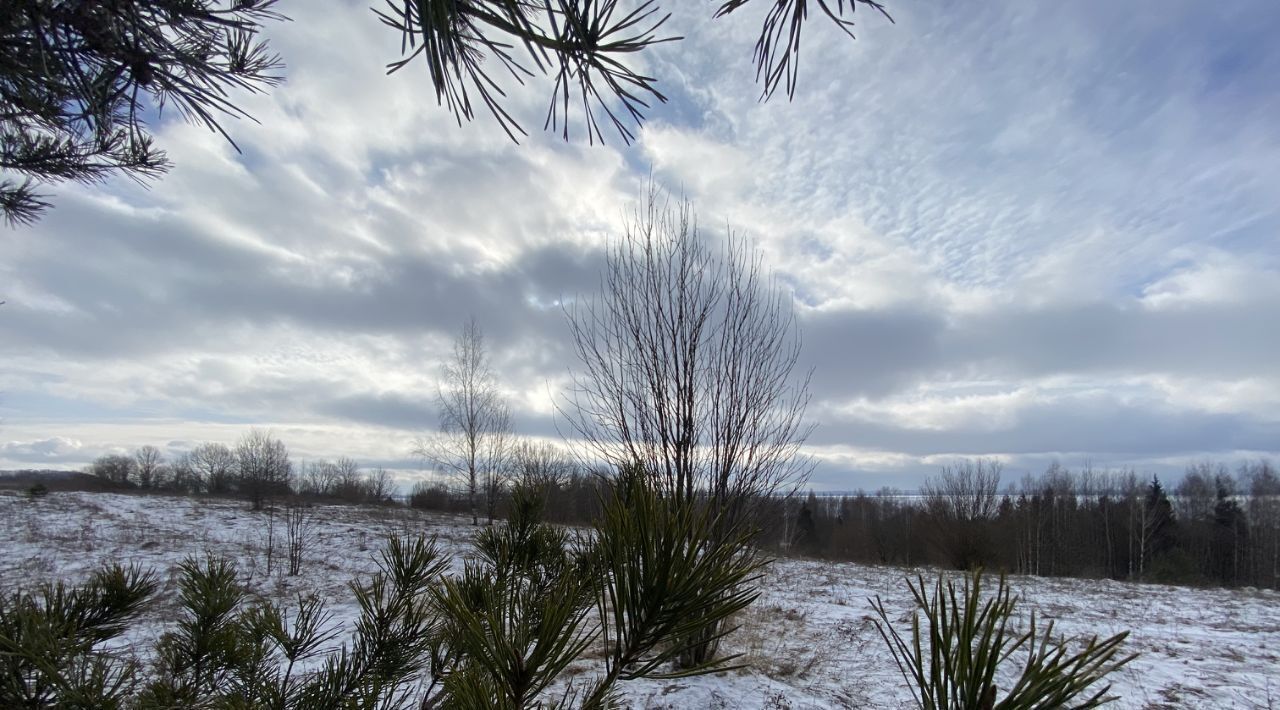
left=2, top=0, right=1278, bottom=490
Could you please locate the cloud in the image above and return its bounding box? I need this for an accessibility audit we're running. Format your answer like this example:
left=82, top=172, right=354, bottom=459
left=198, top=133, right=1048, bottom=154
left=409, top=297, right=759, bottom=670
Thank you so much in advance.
left=799, top=306, right=947, bottom=398
left=813, top=382, right=1279, bottom=457
left=2, top=0, right=1278, bottom=488
left=0, top=437, right=83, bottom=463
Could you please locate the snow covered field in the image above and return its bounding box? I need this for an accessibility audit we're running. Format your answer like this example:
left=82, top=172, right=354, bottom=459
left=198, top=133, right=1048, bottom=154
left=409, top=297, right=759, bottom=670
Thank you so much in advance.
left=2, top=491, right=1277, bottom=708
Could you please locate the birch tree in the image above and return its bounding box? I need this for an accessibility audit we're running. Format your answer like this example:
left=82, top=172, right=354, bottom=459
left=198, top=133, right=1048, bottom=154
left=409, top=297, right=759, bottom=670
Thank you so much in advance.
left=417, top=318, right=512, bottom=526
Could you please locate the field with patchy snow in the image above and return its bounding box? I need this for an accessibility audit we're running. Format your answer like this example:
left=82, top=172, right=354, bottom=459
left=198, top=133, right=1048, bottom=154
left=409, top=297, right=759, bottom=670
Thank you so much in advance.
left=2, top=491, right=1277, bottom=708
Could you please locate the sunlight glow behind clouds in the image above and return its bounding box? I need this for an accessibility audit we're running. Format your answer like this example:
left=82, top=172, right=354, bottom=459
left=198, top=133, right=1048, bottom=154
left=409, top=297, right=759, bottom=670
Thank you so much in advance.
left=1, top=0, right=1277, bottom=488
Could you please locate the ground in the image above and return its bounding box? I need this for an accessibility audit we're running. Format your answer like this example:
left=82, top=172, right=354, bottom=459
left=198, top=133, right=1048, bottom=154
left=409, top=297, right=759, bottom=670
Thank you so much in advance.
left=2, top=491, right=1277, bottom=708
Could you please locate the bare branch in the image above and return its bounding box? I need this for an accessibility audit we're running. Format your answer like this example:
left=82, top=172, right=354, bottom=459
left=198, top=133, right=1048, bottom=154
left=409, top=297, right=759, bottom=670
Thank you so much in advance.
left=417, top=317, right=513, bottom=525
left=561, top=186, right=813, bottom=527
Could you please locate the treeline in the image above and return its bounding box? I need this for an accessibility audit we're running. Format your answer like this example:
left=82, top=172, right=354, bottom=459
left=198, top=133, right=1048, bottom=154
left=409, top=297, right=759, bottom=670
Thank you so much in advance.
left=407, top=440, right=602, bottom=524
left=85, top=429, right=395, bottom=509
left=77, top=431, right=1280, bottom=590
left=783, top=459, right=1280, bottom=589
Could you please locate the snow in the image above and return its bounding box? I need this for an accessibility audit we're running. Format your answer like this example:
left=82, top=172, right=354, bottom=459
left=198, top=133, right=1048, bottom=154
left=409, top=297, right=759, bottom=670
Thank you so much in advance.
left=2, top=491, right=1277, bottom=708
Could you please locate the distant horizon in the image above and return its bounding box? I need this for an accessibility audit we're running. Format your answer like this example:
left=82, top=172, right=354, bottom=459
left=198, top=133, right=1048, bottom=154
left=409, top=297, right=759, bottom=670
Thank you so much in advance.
left=4, top=451, right=1273, bottom=497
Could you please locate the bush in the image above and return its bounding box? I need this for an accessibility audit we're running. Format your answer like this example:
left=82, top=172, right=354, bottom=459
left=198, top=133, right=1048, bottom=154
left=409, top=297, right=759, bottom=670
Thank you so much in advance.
left=430, top=485, right=596, bottom=705
left=870, top=571, right=1135, bottom=709
left=408, top=480, right=458, bottom=512
left=140, top=538, right=448, bottom=707
left=428, top=476, right=765, bottom=706
left=0, top=565, right=157, bottom=706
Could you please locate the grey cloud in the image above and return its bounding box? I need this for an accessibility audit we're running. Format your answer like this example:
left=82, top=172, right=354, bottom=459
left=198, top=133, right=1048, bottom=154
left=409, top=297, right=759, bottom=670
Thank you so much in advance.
left=807, top=459, right=939, bottom=493
left=321, top=392, right=434, bottom=431
left=795, top=295, right=1280, bottom=401
left=810, top=396, right=1278, bottom=459
left=1, top=195, right=607, bottom=363
left=947, top=300, right=1280, bottom=381
left=799, top=307, right=947, bottom=398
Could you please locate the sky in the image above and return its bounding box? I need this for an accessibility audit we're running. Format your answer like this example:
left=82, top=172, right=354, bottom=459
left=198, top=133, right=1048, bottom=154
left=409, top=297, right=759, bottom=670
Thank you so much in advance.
left=2, top=0, right=1278, bottom=491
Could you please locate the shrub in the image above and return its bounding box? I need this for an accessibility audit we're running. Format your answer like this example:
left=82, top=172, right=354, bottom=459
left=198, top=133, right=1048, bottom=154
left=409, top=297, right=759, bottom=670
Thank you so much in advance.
left=408, top=480, right=455, bottom=512
left=430, top=485, right=596, bottom=705
left=140, top=538, right=448, bottom=708
left=425, top=476, right=766, bottom=706
left=0, top=564, right=157, bottom=706
left=870, top=571, right=1136, bottom=709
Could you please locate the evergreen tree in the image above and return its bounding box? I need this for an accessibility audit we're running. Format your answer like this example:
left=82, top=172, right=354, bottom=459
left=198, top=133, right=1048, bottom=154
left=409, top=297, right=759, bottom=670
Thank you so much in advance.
left=1144, top=476, right=1177, bottom=560
left=0, top=1, right=286, bottom=225
left=795, top=495, right=819, bottom=554
left=379, top=0, right=893, bottom=143
left=1211, top=484, right=1248, bottom=586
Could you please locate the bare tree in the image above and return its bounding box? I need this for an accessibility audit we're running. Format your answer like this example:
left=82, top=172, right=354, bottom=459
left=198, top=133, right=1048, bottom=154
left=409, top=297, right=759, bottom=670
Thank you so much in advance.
left=1245, top=460, right=1280, bottom=589
left=235, top=429, right=293, bottom=511
left=169, top=453, right=201, bottom=493
left=294, top=457, right=345, bottom=496
left=332, top=457, right=364, bottom=501
left=284, top=498, right=314, bottom=576
left=364, top=467, right=395, bottom=504
left=184, top=442, right=237, bottom=494
left=921, top=459, right=1003, bottom=571
left=923, top=459, right=1003, bottom=523
left=562, top=190, right=812, bottom=523
left=296, top=460, right=328, bottom=497
left=510, top=440, right=575, bottom=490
left=265, top=502, right=277, bottom=576
left=90, top=454, right=134, bottom=486
left=133, top=445, right=164, bottom=489
left=1121, top=474, right=1175, bottom=581
left=1176, top=462, right=1221, bottom=523
left=560, top=190, right=812, bottom=667
left=415, top=318, right=513, bottom=526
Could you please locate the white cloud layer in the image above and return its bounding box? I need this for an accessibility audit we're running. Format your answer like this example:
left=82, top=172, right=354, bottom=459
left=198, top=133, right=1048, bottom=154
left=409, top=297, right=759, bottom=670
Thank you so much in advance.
left=2, top=0, right=1277, bottom=488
